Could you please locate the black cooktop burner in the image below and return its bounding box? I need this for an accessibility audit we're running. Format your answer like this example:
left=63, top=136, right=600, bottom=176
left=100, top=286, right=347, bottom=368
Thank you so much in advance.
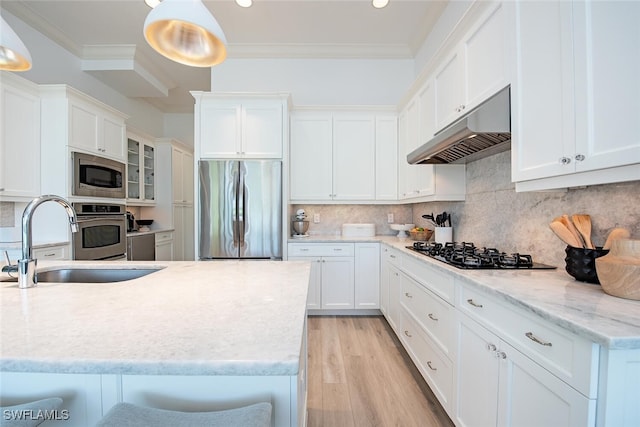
left=407, top=241, right=556, bottom=270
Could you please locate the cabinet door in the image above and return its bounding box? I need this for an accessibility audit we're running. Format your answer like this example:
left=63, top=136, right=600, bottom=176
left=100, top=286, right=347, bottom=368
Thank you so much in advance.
left=387, top=264, right=402, bottom=332
left=289, top=113, right=333, bottom=201
left=155, top=240, right=173, bottom=261
left=455, top=313, right=500, bottom=427
left=354, top=243, right=380, bottom=309
left=434, top=50, right=463, bottom=131
left=0, top=76, right=40, bottom=199
left=572, top=0, right=640, bottom=172
left=375, top=116, right=398, bottom=201
left=497, top=340, right=595, bottom=427
left=199, top=101, right=240, bottom=158
left=242, top=100, right=283, bottom=158
left=70, top=101, right=100, bottom=153
left=418, top=79, right=437, bottom=143
left=462, top=2, right=508, bottom=111
left=379, top=247, right=391, bottom=315
left=510, top=1, right=575, bottom=182
left=321, top=256, right=354, bottom=309
left=172, top=205, right=194, bottom=261
left=332, top=114, right=375, bottom=200
left=182, top=152, right=194, bottom=204
left=289, top=256, right=322, bottom=310
left=143, top=143, right=155, bottom=201
left=127, top=137, right=141, bottom=199
left=102, top=115, right=126, bottom=160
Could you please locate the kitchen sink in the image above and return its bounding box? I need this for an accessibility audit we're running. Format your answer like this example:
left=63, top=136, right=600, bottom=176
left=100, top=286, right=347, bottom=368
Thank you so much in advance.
left=34, top=267, right=163, bottom=283
left=0, top=267, right=164, bottom=283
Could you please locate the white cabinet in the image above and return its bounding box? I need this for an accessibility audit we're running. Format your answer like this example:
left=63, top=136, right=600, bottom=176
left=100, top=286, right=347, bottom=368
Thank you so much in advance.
left=354, top=242, right=380, bottom=309
left=435, top=2, right=508, bottom=131
left=152, top=139, right=194, bottom=261
left=511, top=0, right=640, bottom=190
left=193, top=94, right=286, bottom=159
left=398, top=97, right=466, bottom=203
left=155, top=231, right=173, bottom=261
left=32, top=243, right=71, bottom=260
left=40, top=85, right=127, bottom=161
left=288, top=243, right=356, bottom=311
left=290, top=110, right=397, bottom=203
left=0, top=72, right=40, bottom=200
left=456, top=312, right=595, bottom=427
left=126, top=130, right=155, bottom=205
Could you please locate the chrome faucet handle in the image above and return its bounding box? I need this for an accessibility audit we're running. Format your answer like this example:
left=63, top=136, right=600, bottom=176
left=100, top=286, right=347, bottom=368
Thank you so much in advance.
left=2, top=251, right=18, bottom=274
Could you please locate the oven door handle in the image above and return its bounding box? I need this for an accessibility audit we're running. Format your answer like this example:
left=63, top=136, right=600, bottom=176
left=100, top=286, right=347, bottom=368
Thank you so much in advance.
left=76, top=217, right=124, bottom=223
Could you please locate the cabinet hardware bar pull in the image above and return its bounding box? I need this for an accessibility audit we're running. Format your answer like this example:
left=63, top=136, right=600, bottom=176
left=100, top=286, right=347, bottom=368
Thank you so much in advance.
left=467, top=299, right=483, bottom=308
left=405, top=292, right=412, bottom=298
left=427, top=361, right=437, bottom=371
left=404, top=330, right=412, bottom=338
left=428, top=313, right=438, bottom=322
left=525, top=332, right=553, bottom=347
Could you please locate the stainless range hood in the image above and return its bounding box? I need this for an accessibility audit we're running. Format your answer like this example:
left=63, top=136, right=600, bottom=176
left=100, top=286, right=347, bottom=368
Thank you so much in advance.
left=407, top=87, right=511, bottom=164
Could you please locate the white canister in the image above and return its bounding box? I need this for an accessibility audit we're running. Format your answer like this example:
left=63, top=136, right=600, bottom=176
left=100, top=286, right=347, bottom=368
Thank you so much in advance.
left=434, top=227, right=453, bottom=244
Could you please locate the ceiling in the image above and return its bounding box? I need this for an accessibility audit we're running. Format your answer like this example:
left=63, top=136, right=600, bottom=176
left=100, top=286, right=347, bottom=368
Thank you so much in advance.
left=2, top=0, right=448, bottom=113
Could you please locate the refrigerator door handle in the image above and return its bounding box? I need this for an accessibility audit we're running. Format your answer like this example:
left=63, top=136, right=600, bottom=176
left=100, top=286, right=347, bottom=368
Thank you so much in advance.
left=238, top=166, right=246, bottom=247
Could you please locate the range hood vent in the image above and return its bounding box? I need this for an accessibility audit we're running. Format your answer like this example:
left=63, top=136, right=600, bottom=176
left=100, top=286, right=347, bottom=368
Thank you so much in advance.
left=407, top=87, right=511, bottom=165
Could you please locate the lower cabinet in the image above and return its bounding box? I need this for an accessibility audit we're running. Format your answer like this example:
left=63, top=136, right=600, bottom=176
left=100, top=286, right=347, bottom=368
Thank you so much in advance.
left=288, top=242, right=380, bottom=312
left=32, top=243, right=71, bottom=260
left=155, top=231, right=174, bottom=261
left=456, top=312, right=595, bottom=427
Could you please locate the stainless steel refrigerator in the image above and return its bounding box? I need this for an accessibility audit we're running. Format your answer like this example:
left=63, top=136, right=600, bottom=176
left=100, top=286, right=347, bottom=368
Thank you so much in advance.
left=199, top=160, right=282, bottom=260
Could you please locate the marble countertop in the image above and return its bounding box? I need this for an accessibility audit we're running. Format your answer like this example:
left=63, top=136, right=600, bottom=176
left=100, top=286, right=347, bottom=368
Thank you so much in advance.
left=126, top=227, right=174, bottom=237
left=0, top=260, right=311, bottom=376
left=288, top=234, right=640, bottom=349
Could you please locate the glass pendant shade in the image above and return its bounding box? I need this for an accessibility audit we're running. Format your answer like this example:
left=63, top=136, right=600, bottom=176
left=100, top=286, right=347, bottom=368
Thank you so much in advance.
left=0, top=16, right=32, bottom=71
left=143, top=0, right=227, bottom=67
left=372, top=0, right=389, bottom=9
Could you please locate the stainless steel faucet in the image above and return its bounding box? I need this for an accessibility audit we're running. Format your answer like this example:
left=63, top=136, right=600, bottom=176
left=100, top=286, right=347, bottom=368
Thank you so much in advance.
left=19, top=195, right=79, bottom=288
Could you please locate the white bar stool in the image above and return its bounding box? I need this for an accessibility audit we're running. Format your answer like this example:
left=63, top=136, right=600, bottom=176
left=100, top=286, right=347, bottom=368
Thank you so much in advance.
left=96, top=402, right=272, bottom=427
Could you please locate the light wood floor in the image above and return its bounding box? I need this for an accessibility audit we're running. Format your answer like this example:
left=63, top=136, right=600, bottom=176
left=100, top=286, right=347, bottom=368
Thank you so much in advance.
left=306, top=315, right=454, bottom=427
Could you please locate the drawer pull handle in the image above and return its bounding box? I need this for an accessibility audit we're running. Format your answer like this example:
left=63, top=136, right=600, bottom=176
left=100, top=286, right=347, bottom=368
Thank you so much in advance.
left=43, top=252, right=56, bottom=257
left=333, top=248, right=342, bottom=251
left=404, top=292, right=413, bottom=298
left=404, top=330, right=412, bottom=338
left=300, top=248, right=309, bottom=252
left=525, top=332, right=553, bottom=347
left=428, top=313, right=438, bottom=322
left=487, top=343, right=497, bottom=352
left=427, top=361, right=437, bottom=371
left=390, top=254, right=396, bottom=258
left=467, top=299, right=483, bottom=308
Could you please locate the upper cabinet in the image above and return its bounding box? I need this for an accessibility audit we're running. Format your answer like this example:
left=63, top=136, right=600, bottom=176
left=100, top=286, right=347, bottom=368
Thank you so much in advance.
left=290, top=109, right=397, bottom=203
left=126, top=130, right=155, bottom=205
left=434, top=2, right=509, bottom=132
left=0, top=72, right=41, bottom=201
left=510, top=0, right=640, bottom=191
left=192, top=93, right=288, bottom=159
left=40, top=85, right=127, bottom=163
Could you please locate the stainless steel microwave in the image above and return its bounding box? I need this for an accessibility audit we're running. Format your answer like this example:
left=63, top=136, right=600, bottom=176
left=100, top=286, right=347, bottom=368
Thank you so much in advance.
left=72, top=152, right=126, bottom=199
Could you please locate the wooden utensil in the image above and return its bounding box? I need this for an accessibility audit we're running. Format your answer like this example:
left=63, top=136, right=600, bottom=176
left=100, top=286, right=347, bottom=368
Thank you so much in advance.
left=603, top=228, right=631, bottom=249
left=549, top=220, right=583, bottom=247
left=572, top=214, right=594, bottom=249
left=596, top=239, right=640, bottom=300
left=559, top=214, right=586, bottom=248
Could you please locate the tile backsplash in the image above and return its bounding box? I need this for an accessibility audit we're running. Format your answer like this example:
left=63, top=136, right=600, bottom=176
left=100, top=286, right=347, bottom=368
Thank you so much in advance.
left=292, top=150, right=640, bottom=267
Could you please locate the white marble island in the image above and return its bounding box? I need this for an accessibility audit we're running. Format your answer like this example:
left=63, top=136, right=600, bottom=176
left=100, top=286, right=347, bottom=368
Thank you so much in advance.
left=0, top=260, right=311, bottom=427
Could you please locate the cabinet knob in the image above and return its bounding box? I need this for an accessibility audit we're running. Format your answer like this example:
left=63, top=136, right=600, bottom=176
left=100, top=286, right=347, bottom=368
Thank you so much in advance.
left=487, top=343, right=497, bottom=352
left=575, top=154, right=585, bottom=162
left=559, top=156, right=572, bottom=165
left=495, top=351, right=507, bottom=360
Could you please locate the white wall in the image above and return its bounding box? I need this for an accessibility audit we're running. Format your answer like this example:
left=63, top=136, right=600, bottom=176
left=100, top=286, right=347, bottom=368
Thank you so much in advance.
left=210, top=58, right=415, bottom=107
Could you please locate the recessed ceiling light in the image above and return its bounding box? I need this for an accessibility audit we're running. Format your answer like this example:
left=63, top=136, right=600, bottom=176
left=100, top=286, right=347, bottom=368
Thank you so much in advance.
left=372, top=0, right=389, bottom=9
left=236, top=0, right=253, bottom=7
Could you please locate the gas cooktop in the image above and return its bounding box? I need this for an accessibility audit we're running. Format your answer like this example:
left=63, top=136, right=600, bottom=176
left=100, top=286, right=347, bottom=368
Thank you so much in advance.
left=406, top=242, right=556, bottom=270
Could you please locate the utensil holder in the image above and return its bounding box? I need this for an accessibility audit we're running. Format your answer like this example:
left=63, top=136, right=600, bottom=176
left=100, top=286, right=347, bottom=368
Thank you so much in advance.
left=434, top=227, right=452, bottom=244
left=564, top=246, right=609, bottom=284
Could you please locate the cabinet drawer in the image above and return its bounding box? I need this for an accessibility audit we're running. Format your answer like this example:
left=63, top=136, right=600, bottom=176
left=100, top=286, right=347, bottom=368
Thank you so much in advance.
left=458, top=284, right=599, bottom=398
left=32, top=245, right=68, bottom=260
left=402, top=255, right=455, bottom=305
left=401, top=274, right=454, bottom=358
left=400, top=308, right=453, bottom=411
left=155, top=232, right=173, bottom=243
left=288, top=243, right=354, bottom=257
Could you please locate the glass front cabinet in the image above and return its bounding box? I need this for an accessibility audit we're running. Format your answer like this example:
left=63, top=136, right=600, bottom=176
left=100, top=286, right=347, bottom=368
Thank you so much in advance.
left=126, top=130, right=155, bottom=205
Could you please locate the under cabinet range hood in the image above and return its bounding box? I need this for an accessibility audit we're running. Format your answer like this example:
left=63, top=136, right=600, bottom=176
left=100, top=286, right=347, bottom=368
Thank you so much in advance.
left=407, top=87, right=511, bottom=164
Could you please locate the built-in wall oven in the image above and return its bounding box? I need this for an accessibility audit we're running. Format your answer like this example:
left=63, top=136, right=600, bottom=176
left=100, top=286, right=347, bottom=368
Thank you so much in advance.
left=72, top=152, right=126, bottom=199
left=72, top=203, right=127, bottom=260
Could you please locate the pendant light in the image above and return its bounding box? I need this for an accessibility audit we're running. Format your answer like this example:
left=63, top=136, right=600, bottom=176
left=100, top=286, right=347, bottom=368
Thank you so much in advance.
left=372, top=0, right=389, bottom=9
left=0, top=15, right=32, bottom=71
left=143, top=0, right=227, bottom=67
